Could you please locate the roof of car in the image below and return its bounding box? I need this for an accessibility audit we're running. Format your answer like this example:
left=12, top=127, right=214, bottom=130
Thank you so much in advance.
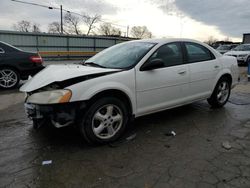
left=0, top=41, right=14, bottom=47
left=0, top=41, right=22, bottom=52
left=136, top=38, right=203, bottom=44
left=127, top=38, right=221, bottom=58
left=129, top=38, right=217, bottom=51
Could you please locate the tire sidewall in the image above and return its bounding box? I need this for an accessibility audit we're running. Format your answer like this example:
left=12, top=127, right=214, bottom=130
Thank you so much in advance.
left=80, top=97, right=129, bottom=144
left=209, top=77, right=231, bottom=107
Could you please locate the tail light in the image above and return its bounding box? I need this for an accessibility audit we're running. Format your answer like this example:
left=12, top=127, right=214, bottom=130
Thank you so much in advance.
left=30, top=55, right=43, bottom=64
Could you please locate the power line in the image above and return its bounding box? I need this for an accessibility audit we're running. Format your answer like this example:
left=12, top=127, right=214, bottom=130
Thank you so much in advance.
left=11, top=0, right=56, bottom=9
left=11, top=0, right=128, bottom=29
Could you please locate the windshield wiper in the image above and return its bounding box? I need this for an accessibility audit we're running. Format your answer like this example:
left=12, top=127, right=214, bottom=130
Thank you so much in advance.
left=84, top=62, right=106, bottom=68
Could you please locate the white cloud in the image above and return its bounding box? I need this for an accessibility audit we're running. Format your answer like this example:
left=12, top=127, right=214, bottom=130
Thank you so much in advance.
left=105, top=0, right=241, bottom=41
left=0, top=0, right=245, bottom=41
left=173, top=0, right=250, bottom=39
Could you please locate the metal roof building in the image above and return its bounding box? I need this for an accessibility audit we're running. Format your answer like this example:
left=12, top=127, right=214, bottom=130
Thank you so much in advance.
left=243, top=33, right=250, bottom=44
left=0, top=30, right=132, bottom=59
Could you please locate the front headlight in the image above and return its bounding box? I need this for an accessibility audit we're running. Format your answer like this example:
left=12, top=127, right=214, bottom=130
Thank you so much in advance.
left=26, top=89, right=72, bottom=104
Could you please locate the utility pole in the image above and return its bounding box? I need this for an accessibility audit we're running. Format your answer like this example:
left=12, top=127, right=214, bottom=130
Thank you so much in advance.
left=11, top=0, right=64, bottom=34
left=126, top=26, right=129, bottom=37
left=60, top=5, right=63, bottom=34
left=11, top=0, right=128, bottom=36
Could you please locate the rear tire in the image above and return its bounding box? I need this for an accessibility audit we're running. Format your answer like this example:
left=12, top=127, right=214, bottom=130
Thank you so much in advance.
left=79, top=97, right=129, bottom=145
left=0, top=68, right=20, bottom=89
left=207, top=77, right=231, bottom=108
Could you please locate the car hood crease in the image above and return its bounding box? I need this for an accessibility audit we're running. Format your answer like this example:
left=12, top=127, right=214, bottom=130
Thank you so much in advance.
left=20, top=64, right=120, bottom=92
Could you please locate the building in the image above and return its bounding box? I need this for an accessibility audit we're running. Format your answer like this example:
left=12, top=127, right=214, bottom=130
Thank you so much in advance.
left=243, top=33, right=250, bottom=44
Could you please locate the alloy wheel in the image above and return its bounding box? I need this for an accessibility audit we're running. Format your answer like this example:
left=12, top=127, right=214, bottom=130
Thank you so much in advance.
left=217, top=81, right=229, bottom=104
left=0, top=69, right=18, bottom=88
left=92, top=104, right=123, bottom=140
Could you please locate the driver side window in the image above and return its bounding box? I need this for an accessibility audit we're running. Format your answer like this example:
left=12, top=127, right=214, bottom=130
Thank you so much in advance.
left=149, top=42, right=183, bottom=67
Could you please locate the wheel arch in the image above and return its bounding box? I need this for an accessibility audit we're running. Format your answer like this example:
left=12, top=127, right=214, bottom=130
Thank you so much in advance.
left=220, top=73, right=232, bottom=85
left=0, top=64, right=20, bottom=73
left=212, top=69, right=233, bottom=91
left=87, top=89, right=134, bottom=116
left=208, top=73, right=232, bottom=108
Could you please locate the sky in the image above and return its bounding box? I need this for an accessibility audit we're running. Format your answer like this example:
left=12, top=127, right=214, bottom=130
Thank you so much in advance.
left=0, top=0, right=249, bottom=42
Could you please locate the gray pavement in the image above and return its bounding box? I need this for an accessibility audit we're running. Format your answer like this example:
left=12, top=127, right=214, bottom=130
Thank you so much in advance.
left=0, top=65, right=250, bottom=188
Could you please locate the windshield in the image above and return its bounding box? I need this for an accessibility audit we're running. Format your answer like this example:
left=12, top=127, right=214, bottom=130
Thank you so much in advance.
left=85, top=41, right=156, bottom=69
left=217, top=45, right=230, bottom=50
left=233, top=44, right=250, bottom=51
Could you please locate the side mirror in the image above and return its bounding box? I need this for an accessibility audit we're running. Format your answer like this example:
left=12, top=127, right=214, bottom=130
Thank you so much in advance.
left=140, top=59, right=164, bottom=71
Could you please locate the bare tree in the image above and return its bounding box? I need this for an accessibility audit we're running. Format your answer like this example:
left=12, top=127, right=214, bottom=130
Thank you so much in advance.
left=224, top=37, right=231, bottom=42
left=82, top=14, right=101, bottom=35
left=13, top=20, right=41, bottom=33
left=32, top=23, right=41, bottom=33
left=48, top=22, right=61, bottom=34
left=64, top=12, right=81, bottom=35
left=13, top=20, right=31, bottom=32
left=98, top=23, right=121, bottom=36
left=204, top=36, right=218, bottom=46
left=130, top=26, right=152, bottom=39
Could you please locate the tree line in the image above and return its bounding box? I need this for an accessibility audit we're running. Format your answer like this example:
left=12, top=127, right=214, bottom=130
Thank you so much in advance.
left=13, top=13, right=152, bottom=39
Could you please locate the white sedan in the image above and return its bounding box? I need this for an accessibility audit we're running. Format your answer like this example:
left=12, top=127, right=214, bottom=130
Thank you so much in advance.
left=20, top=39, right=239, bottom=144
left=224, top=44, right=250, bottom=65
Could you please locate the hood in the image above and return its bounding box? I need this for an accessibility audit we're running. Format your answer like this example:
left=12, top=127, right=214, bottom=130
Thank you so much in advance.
left=224, top=50, right=250, bottom=55
left=20, top=64, right=119, bottom=92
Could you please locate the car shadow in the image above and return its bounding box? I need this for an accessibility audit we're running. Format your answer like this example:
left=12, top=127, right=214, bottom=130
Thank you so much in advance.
left=0, top=81, right=25, bottom=94
left=29, top=102, right=212, bottom=149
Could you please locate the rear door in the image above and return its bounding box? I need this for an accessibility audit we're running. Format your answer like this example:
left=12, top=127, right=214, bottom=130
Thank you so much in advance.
left=136, top=42, right=189, bottom=116
left=183, top=42, right=221, bottom=101
left=0, top=42, right=27, bottom=68
left=0, top=42, right=18, bottom=65
left=0, top=45, right=6, bottom=64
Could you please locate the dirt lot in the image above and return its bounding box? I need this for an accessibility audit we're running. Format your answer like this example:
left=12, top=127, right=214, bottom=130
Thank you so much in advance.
left=0, top=65, right=250, bottom=188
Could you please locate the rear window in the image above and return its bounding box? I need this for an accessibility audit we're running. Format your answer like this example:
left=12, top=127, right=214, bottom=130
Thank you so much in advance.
left=185, top=42, right=215, bottom=63
left=0, top=42, right=20, bottom=52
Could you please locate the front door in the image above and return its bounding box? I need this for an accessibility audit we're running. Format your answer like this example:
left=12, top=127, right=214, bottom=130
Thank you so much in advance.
left=136, top=42, right=189, bottom=116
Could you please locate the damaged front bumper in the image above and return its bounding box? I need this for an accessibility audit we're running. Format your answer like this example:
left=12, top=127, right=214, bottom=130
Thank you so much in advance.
left=24, top=101, right=86, bottom=128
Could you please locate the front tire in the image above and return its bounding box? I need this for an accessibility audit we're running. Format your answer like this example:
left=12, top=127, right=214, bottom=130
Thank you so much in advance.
left=0, top=68, right=20, bottom=89
left=79, top=97, right=129, bottom=145
left=207, top=77, right=231, bottom=108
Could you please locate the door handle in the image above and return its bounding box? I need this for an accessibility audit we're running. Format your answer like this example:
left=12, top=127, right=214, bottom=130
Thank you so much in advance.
left=178, top=70, right=186, bottom=75
left=214, top=65, right=220, bottom=69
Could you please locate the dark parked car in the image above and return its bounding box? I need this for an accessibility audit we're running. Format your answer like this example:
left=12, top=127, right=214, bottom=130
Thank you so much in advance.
left=0, top=41, right=44, bottom=89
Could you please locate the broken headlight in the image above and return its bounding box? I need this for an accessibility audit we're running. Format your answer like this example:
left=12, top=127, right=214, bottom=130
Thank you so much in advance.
left=26, top=89, right=72, bottom=104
